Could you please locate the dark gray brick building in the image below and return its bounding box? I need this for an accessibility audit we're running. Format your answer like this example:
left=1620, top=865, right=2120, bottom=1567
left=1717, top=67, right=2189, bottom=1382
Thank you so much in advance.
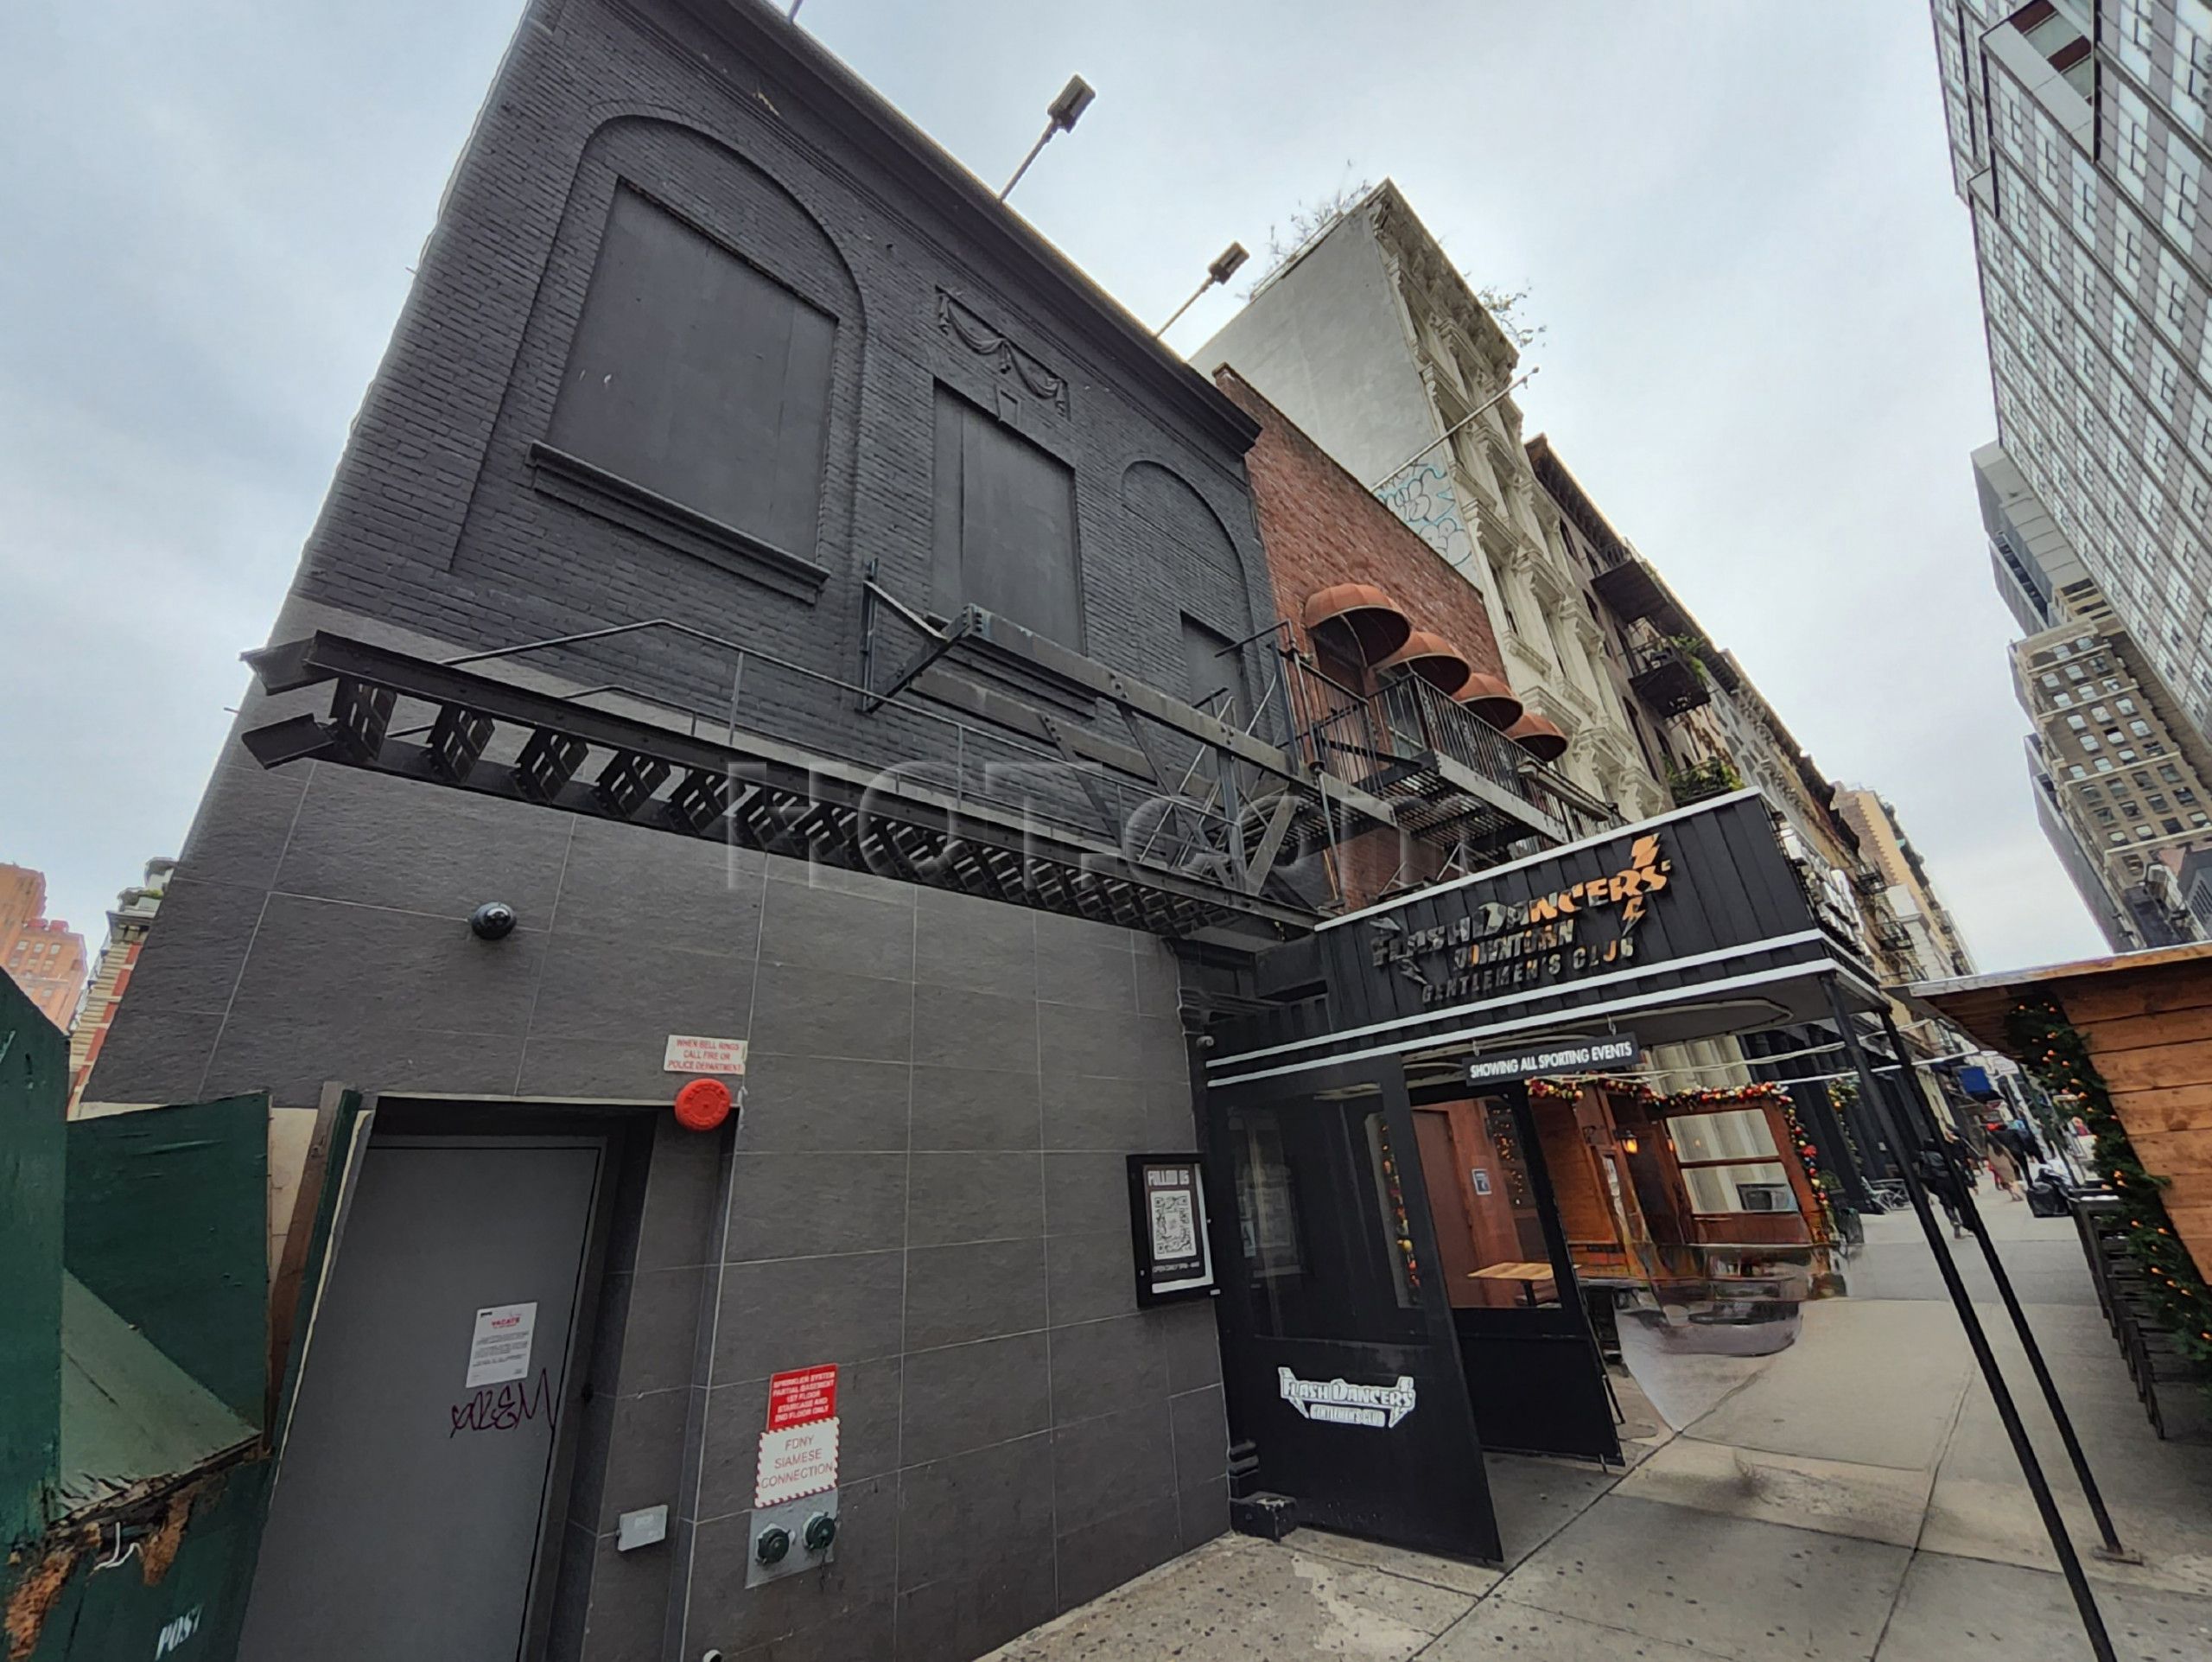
left=89, top=3, right=1305, bottom=1657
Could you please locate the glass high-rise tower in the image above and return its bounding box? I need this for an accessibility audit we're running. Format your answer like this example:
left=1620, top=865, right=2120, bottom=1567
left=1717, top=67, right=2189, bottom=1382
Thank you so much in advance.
left=1935, top=0, right=2212, bottom=736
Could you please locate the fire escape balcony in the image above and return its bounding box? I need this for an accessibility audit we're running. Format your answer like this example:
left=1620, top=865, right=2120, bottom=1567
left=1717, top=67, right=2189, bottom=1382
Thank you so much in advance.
left=1283, top=657, right=1614, bottom=856
left=1629, top=642, right=1712, bottom=718
left=235, top=627, right=1341, bottom=945
left=1665, top=755, right=1742, bottom=806
left=1587, top=544, right=1679, bottom=632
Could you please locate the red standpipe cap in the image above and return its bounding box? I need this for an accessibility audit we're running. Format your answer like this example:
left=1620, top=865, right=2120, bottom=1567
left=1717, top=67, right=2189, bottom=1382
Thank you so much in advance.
left=673, top=1078, right=734, bottom=1132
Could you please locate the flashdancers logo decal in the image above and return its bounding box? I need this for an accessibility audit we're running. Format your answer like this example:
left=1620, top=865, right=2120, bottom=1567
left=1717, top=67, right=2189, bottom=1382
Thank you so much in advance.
left=1278, top=1367, right=1417, bottom=1429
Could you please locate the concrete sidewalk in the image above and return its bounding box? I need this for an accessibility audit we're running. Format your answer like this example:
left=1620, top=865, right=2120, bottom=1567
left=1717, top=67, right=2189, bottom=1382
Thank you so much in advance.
left=988, top=1192, right=2212, bottom=1660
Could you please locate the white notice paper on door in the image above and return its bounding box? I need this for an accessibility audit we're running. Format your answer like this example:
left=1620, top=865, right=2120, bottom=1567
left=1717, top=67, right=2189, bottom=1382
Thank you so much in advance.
left=466, top=1302, right=538, bottom=1387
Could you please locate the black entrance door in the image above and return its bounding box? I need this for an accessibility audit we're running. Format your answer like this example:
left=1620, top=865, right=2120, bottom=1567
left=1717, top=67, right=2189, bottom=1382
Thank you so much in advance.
left=1207, top=1059, right=1501, bottom=1563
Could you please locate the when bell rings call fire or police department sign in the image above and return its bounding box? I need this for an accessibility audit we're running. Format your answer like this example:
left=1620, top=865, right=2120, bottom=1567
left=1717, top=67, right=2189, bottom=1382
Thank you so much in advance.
left=1466, top=1032, right=1640, bottom=1087
left=1278, top=1368, right=1417, bottom=1429
left=664, top=1034, right=748, bottom=1074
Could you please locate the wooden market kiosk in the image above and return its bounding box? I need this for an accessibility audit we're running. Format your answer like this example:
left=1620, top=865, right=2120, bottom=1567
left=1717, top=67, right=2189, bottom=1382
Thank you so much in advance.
left=1907, top=942, right=2212, bottom=1290
left=1196, top=789, right=1891, bottom=1562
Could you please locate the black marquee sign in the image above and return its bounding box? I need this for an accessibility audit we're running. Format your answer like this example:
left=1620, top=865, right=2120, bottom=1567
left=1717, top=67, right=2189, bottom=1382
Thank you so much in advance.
left=1373, top=833, right=1674, bottom=1007
left=1211, top=793, right=1885, bottom=1084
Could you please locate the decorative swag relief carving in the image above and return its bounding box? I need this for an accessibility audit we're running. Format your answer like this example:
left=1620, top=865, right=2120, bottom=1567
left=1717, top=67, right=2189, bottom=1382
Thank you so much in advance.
left=936, top=289, right=1071, bottom=416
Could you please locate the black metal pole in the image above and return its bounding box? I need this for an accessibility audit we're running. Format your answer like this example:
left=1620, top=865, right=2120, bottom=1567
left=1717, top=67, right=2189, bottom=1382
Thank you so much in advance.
left=1824, top=979, right=2115, bottom=1662
left=1874, top=1007, right=2133, bottom=1563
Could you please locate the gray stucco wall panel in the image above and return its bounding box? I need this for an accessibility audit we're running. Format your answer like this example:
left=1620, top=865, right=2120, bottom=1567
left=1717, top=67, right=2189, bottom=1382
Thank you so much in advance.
left=899, top=1330, right=1052, bottom=1468
left=741, top=1053, right=912, bottom=1151
left=274, top=765, right=578, bottom=923
left=1044, top=1228, right=1141, bottom=1328
left=1191, top=208, right=1437, bottom=488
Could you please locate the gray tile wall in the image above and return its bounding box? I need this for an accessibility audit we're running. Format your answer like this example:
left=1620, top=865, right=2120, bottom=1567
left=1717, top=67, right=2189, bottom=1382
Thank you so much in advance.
left=683, top=882, right=1227, bottom=1662
left=92, top=663, right=1226, bottom=1662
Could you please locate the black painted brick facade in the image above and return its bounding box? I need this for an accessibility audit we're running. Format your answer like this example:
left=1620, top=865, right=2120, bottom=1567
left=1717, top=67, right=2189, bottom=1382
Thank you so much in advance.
left=92, top=3, right=1270, bottom=1657
left=289, top=0, right=1279, bottom=778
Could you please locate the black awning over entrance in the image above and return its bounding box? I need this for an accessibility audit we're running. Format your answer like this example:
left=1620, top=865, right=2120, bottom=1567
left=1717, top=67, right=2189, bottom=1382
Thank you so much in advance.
left=1208, top=789, right=1886, bottom=1087
left=1194, top=792, right=1894, bottom=1563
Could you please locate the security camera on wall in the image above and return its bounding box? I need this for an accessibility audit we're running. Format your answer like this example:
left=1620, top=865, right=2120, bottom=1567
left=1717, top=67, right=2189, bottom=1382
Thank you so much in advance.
left=468, top=901, right=518, bottom=941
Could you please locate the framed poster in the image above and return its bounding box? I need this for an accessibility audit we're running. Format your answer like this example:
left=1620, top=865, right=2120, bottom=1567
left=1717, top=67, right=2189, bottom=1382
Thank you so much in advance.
left=1127, top=1154, right=1217, bottom=1306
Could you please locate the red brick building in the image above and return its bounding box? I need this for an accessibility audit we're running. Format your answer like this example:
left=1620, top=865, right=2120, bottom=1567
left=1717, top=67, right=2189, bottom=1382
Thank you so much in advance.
left=0, top=863, right=43, bottom=952
left=4, top=888, right=88, bottom=1030
left=1217, top=368, right=1554, bottom=907
left=1221, top=368, right=1510, bottom=685
left=67, top=859, right=174, bottom=1110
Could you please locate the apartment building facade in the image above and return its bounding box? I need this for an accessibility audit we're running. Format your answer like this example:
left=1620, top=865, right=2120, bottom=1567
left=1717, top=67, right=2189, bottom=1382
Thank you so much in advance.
left=1, top=864, right=87, bottom=1029
left=67, top=858, right=174, bottom=1110
left=1192, top=182, right=1670, bottom=823
left=1981, top=436, right=2212, bottom=946
left=1834, top=789, right=1979, bottom=983
left=1213, top=367, right=1606, bottom=910
left=1934, top=0, right=2212, bottom=741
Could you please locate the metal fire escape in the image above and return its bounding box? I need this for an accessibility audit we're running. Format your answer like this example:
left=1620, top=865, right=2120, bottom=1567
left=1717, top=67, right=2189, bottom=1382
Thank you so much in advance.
left=237, top=627, right=1345, bottom=944
left=238, top=577, right=1613, bottom=941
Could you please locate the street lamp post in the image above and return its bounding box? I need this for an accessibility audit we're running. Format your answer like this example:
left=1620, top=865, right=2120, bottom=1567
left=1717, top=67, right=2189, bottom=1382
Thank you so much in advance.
left=1000, top=76, right=1095, bottom=201
left=1154, top=243, right=1249, bottom=338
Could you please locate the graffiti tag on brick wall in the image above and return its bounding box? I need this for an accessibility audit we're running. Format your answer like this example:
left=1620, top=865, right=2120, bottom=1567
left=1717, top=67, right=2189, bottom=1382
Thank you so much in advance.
left=1376, top=463, right=1476, bottom=569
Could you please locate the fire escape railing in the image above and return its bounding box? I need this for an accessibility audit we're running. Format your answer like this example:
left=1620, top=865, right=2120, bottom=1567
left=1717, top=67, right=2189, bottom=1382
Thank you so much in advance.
left=237, top=630, right=1327, bottom=941
left=1276, top=650, right=1614, bottom=853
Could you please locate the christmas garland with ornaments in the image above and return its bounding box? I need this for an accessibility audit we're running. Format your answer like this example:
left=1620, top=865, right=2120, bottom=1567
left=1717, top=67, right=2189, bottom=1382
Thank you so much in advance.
left=1526, top=1077, right=1796, bottom=1115
left=2003, top=997, right=2212, bottom=1381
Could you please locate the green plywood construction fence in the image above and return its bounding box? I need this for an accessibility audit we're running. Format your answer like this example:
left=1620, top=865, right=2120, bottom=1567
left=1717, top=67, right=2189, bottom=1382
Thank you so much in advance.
left=13, top=1461, right=273, bottom=1662
left=64, top=1098, right=269, bottom=1429
left=2, top=963, right=288, bottom=1659
left=0, top=976, right=65, bottom=1551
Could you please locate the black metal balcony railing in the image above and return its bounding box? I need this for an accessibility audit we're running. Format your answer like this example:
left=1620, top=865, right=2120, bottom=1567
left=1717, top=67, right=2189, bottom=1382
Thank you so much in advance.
left=1279, top=653, right=1616, bottom=849
left=1666, top=755, right=1742, bottom=806
left=1629, top=642, right=1711, bottom=717
left=1374, top=674, right=1547, bottom=801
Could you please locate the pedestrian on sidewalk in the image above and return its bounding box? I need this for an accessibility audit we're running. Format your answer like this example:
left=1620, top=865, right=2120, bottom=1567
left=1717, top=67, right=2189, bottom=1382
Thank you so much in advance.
left=1987, top=1142, right=2021, bottom=1200
left=1919, top=1136, right=1972, bottom=1238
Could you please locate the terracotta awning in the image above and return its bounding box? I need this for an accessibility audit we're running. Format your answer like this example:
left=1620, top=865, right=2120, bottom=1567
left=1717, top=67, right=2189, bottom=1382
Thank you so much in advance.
left=1503, top=711, right=1568, bottom=763
left=1452, top=672, right=1523, bottom=729
left=1375, top=629, right=1473, bottom=694
left=1304, top=583, right=1412, bottom=665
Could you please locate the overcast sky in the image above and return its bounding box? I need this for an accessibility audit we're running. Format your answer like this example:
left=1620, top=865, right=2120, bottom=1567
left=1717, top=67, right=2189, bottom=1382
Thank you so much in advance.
left=0, top=1, right=2106, bottom=973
